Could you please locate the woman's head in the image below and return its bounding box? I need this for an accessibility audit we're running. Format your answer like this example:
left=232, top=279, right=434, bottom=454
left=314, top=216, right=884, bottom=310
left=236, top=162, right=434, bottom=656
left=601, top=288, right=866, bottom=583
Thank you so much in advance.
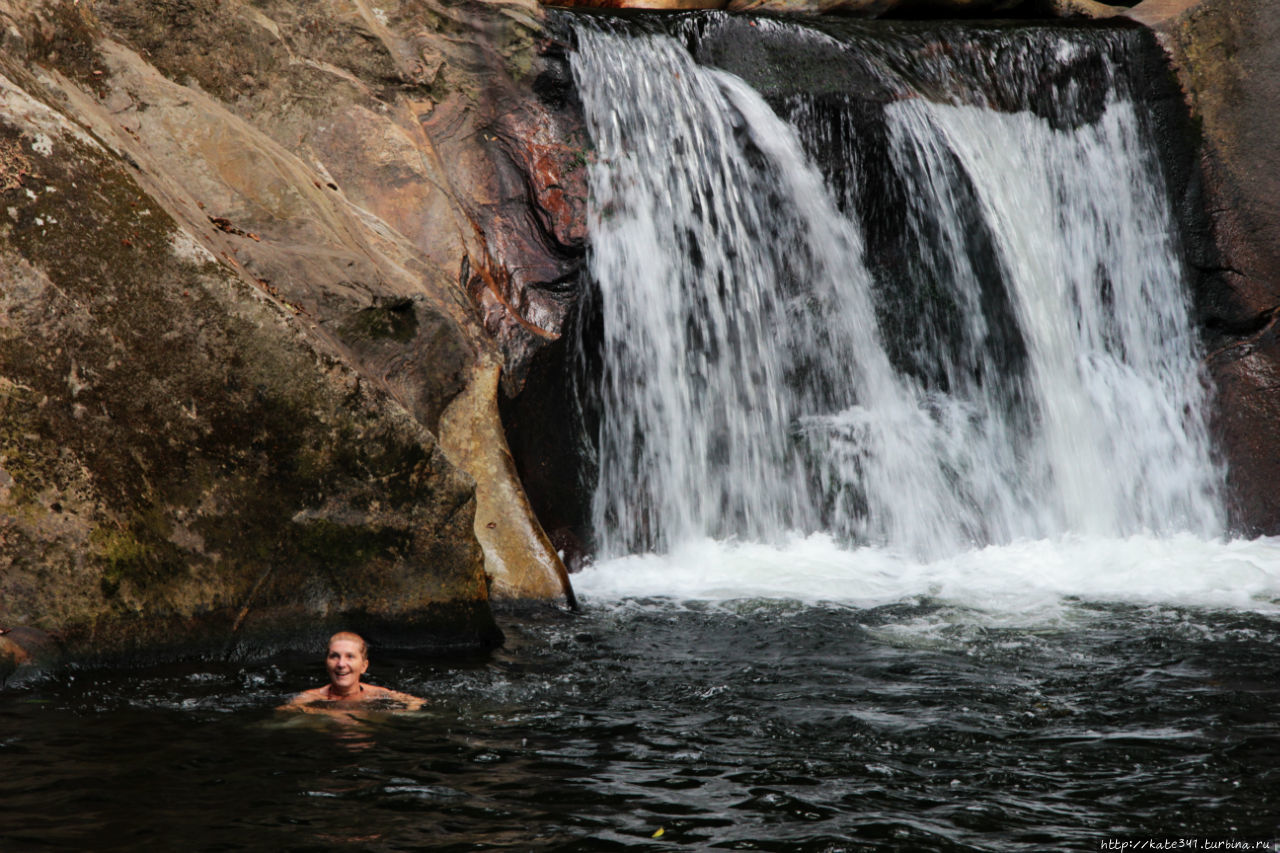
left=325, top=632, right=369, bottom=696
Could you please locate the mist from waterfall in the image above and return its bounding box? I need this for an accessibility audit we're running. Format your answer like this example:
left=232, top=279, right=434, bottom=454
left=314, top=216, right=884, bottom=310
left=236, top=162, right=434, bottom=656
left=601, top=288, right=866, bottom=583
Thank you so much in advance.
left=567, top=16, right=1229, bottom=582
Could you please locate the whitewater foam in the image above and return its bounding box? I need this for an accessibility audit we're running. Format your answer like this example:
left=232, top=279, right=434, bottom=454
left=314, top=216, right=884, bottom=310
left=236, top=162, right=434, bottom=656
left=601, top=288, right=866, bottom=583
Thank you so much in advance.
left=573, top=534, right=1280, bottom=623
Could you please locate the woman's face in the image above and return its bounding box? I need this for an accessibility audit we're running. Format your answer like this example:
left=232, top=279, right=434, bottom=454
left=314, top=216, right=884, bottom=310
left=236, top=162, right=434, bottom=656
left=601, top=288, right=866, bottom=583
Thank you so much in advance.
left=325, top=638, right=369, bottom=693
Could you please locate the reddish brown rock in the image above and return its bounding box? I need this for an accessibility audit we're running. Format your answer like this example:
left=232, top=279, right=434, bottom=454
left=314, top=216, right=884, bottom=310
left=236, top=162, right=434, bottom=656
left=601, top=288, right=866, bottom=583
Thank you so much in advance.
left=0, top=627, right=61, bottom=684
left=449, top=36, right=591, bottom=396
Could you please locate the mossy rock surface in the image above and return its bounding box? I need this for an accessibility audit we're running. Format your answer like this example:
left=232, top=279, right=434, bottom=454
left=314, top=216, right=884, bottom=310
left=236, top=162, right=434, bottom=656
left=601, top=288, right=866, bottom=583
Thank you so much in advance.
left=0, top=117, right=494, bottom=657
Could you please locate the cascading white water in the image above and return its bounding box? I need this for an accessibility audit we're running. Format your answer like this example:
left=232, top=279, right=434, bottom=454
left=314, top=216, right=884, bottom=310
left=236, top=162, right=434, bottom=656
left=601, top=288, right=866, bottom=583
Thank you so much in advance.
left=574, top=26, right=974, bottom=557
left=566, top=16, right=1272, bottom=611
left=883, top=98, right=1223, bottom=541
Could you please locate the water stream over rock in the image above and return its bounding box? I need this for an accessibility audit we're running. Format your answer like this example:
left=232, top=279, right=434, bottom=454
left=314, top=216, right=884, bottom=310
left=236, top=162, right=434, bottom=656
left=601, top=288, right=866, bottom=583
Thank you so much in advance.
left=569, top=15, right=1225, bottom=567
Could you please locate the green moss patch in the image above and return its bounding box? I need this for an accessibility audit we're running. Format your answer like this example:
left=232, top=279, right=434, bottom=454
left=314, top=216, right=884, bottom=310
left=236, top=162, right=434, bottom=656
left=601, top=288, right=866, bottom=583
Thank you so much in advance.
left=341, top=298, right=421, bottom=344
left=27, top=1, right=105, bottom=87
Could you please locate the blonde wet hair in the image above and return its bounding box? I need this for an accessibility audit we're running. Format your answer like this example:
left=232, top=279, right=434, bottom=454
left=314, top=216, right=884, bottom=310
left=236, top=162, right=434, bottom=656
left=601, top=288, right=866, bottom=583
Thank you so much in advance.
left=328, top=631, right=368, bottom=658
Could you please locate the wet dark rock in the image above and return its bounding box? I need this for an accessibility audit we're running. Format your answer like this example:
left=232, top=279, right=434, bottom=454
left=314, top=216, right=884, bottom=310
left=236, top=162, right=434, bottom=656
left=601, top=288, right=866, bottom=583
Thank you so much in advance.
left=0, top=626, right=60, bottom=685
left=1205, top=320, right=1280, bottom=536
left=1128, top=0, right=1280, bottom=533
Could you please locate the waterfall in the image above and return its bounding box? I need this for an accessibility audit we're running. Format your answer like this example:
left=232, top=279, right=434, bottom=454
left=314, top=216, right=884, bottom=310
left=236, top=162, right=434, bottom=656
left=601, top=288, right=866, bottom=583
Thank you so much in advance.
left=567, top=14, right=1224, bottom=562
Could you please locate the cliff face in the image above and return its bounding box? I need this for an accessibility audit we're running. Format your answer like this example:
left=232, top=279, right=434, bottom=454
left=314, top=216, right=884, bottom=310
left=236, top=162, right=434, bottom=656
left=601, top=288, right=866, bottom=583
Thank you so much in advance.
left=0, top=0, right=584, bottom=674
left=1126, top=0, right=1280, bottom=534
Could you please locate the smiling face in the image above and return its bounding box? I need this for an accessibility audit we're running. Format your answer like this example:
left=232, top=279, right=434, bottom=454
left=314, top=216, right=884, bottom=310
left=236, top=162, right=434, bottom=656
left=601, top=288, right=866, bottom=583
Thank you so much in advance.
left=325, top=636, right=369, bottom=698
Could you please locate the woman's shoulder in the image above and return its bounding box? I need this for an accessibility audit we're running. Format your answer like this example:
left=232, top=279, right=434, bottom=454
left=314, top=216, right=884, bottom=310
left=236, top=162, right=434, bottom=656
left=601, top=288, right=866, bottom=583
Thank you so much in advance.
left=277, top=683, right=426, bottom=712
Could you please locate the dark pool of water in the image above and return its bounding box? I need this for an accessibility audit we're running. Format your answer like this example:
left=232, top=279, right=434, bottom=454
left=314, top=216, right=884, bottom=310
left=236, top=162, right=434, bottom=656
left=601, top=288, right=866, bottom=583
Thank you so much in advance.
left=2, top=601, right=1278, bottom=852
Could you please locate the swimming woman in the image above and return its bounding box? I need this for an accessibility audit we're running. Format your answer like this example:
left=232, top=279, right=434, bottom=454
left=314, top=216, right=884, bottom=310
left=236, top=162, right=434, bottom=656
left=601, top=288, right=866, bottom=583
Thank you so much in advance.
left=283, top=631, right=425, bottom=711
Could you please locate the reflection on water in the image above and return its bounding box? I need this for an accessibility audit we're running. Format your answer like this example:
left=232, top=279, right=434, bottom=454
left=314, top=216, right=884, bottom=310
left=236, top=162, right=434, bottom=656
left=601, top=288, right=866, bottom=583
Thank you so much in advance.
left=2, top=598, right=1278, bottom=851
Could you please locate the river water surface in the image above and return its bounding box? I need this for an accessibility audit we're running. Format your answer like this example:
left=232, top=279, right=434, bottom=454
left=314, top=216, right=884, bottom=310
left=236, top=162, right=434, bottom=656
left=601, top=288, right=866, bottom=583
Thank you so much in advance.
left=4, top=541, right=1280, bottom=852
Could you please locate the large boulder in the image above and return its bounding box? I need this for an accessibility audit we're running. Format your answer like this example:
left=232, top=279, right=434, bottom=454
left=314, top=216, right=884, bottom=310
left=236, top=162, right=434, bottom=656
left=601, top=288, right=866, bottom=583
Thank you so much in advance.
left=0, top=0, right=582, bottom=670
left=0, top=89, right=492, bottom=661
